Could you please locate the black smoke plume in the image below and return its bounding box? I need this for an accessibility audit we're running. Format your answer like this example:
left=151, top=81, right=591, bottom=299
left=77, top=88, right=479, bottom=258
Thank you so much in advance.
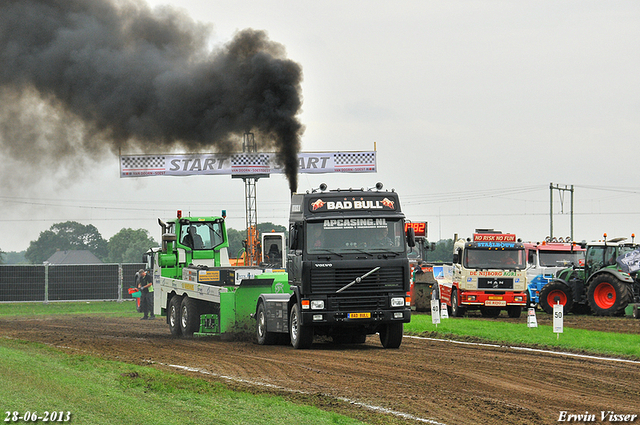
left=0, top=0, right=303, bottom=192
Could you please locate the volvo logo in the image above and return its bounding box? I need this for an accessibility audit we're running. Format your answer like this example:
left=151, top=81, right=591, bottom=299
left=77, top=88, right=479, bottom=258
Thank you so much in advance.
left=315, top=263, right=333, bottom=268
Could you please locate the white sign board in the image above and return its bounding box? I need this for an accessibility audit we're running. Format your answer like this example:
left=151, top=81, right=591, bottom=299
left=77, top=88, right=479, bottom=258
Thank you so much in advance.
left=527, top=308, right=538, bottom=328
left=431, top=300, right=440, bottom=325
left=440, top=302, right=449, bottom=319
left=553, top=303, right=563, bottom=334
left=120, top=151, right=376, bottom=177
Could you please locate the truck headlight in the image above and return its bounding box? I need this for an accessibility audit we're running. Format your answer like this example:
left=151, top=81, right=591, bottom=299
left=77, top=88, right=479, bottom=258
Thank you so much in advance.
left=514, top=296, right=523, bottom=302
left=390, top=297, right=404, bottom=307
left=310, top=300, right=325, bottom=310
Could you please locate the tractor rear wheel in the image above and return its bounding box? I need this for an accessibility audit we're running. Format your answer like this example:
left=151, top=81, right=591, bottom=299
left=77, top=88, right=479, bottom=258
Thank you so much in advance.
left=587, top=275, right=631, bottom=316
left=539, top=281, right=574, bottom=315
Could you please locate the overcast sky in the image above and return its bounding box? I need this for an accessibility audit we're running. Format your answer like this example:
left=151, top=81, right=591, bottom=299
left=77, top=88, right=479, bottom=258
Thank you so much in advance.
left=1, top=0, right=640, bottom=253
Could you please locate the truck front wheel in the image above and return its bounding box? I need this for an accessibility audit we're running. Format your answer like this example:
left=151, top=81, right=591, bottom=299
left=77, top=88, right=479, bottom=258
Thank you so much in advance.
left=168, top=296, right=182, bottom=337
left=379, top=323, right=403, bottom=348
left=587, top=275, right=630, bottom=316
left=450, top=289, right=466, bottom=317
left=507, top=306, right=522, bottom=318
left=180, top=296, right=200, bottom=336
left=256, top=302, right=278, bottom=345
left=539, top=281, right=574, bottom=315
left=289, top=303, right=313, bottom=349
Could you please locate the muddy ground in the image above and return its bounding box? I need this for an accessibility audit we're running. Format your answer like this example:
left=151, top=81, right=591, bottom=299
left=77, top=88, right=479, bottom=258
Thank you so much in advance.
left=1, top=312, right=639, bottom=425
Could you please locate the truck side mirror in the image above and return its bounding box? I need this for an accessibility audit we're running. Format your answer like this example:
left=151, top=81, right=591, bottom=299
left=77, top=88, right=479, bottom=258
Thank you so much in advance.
left=289, top=227, right=298, bottom=251
left=452, top=253, right=459, bottom=264
left=406, top=227, right=416, bottom=248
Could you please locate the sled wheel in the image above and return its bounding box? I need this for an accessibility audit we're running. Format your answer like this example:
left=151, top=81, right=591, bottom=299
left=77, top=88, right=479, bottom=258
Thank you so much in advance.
left=168, top=295, right=182, bottom=337
left=180, top=296, right=200, bottom=336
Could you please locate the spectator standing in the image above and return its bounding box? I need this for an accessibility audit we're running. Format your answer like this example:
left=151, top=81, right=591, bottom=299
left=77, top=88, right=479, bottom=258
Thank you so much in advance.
left=137, top=269, right=155, bottom=320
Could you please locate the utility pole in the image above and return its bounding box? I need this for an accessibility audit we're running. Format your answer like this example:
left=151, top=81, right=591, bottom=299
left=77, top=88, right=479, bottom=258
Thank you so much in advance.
left=549, top=183, right=574, bottom=241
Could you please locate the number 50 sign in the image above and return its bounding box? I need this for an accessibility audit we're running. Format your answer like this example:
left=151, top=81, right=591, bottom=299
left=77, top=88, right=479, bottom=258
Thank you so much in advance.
left=553, top=303, right=563, bottom=337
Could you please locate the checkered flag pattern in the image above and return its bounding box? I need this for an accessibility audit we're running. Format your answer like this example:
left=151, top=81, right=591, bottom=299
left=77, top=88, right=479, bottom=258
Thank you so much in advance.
left=333, top=152, right=375, bottom=165
left=121, top=156, right=166, bottom=170
left=231, top=153, right=270, bottom=166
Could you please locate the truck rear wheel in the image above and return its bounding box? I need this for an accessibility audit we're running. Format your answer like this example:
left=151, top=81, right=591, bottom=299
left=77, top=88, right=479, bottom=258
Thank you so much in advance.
left=289, top=303, right=313, bottom=349
left=587, top=275, right=630, bottom=316
left=256, top=302, right=277, bottom=345
left=168, top=295, right=182, bottom=337
left=379, top=323, right=403, bottom=348
left=180, top=296, right=200, bottom=336
left=539, top=281, right=574, bottom=315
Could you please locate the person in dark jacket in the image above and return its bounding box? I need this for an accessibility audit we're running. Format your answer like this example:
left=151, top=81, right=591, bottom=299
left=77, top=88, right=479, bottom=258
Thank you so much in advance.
left=136, top=269, right=154, bottom=320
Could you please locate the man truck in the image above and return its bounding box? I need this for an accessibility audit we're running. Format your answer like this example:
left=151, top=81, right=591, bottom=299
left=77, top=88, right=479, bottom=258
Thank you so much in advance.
left=435, top=230, right=527, bottom=318
left=151, top=183, right=415, bottom=349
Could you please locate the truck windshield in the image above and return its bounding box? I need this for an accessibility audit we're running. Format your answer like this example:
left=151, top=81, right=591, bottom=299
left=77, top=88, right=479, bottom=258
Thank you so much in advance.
left=180, top=221, right=224, bottom=250
left=464, top=248, right=525, bottom=270
left=539, top=250, right=585, bottom=267
left=307, top=219, right=405, bottom=254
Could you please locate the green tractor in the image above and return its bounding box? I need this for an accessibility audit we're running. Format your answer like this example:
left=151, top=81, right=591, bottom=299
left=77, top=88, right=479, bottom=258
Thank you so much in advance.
left=540, top=234, right=640, bottom=316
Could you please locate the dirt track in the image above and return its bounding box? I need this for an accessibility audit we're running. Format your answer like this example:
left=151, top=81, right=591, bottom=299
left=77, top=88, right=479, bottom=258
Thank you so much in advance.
left=2, top=312, right=639, bottom=425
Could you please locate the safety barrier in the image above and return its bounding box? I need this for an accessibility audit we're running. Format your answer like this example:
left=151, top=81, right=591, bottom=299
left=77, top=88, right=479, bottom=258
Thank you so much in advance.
left=0, top=263, right=145, bottom=303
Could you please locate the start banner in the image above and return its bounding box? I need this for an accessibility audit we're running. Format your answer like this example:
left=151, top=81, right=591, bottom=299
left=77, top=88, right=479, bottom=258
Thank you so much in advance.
left=120, top=151, right=376, bottom=177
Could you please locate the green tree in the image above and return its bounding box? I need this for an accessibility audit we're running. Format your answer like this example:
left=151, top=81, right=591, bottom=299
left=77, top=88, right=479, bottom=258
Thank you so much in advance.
left=25, top=221, right=108, bottom=264
left=107, top=228, right=158, bottom=263
left=0, top=248, right=5, bottom=264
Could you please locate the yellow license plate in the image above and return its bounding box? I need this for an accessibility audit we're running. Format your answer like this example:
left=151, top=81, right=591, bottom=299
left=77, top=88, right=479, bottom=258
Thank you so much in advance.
left=488, top=296, right=503, bottom=300
left=348, top=312, right=371, bottom=319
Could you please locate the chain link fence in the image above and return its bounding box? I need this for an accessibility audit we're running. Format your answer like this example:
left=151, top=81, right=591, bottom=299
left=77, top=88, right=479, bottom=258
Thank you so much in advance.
left=0, top=263, right=145, bottom=303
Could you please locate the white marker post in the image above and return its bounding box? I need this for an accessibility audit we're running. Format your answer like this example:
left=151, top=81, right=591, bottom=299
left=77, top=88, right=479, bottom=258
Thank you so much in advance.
left=440, top=302, right=449, bottom=319
left=431, top=299, right=440, bottom=326
left=527, top=307, right=538, bottom=328
left=553, top=303, right=563, bottom=339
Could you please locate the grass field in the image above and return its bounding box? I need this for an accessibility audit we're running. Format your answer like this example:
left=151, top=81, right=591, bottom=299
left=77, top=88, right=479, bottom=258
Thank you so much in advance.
left=404, top=313, right=640, bottom=359
left=0, top=339, right=363, bottom=425
left=1, top=301, right=638, bottom=424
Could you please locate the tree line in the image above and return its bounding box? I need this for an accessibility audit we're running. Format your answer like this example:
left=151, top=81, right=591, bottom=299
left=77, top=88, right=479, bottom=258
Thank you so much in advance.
left=0, top=221, right=287, bottom=265
left=0, top=221, right=453, bottom=264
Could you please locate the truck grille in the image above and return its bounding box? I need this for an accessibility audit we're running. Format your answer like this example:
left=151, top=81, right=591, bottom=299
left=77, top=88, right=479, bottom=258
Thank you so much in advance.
left=330, top=295, right=387, bottom=311
left=478, top=277, right=514, bottom=290
left=310, top=267, right=405, bottom=294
